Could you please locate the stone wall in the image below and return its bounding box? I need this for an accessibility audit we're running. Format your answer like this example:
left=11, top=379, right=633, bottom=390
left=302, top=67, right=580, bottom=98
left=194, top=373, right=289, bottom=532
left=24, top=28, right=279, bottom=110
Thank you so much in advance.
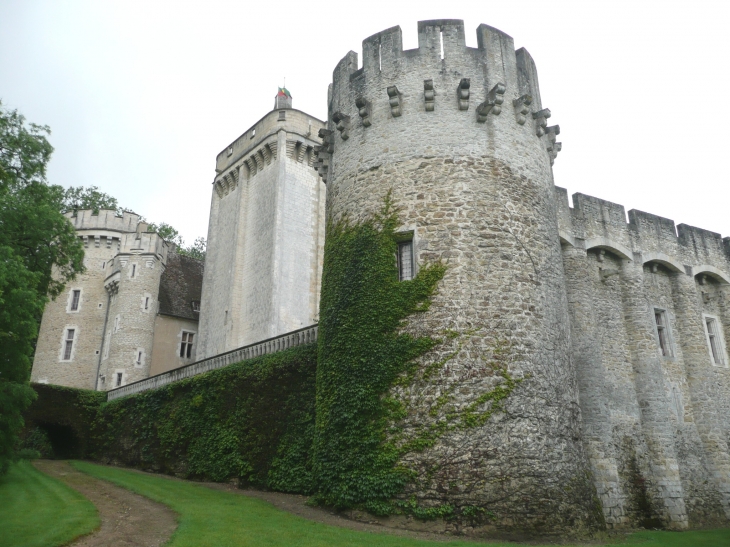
left=557, top=187, right=730, bottom=527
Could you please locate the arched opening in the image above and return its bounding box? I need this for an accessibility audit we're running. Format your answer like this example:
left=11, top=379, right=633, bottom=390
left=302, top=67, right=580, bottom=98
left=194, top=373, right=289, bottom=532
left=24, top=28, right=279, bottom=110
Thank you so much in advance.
left=37, top=422, right=83, bottom=459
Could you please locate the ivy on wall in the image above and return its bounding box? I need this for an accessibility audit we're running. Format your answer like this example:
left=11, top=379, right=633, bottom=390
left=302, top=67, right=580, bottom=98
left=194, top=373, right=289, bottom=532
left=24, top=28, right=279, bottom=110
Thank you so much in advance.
left=313, top=196, right=447, bottom=509
left=24, top=344, right=317, bottom=492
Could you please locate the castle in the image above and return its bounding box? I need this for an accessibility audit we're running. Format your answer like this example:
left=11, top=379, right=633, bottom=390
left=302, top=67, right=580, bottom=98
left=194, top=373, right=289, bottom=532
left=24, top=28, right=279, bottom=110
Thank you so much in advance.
left=31, top=20, right=730, bottom=532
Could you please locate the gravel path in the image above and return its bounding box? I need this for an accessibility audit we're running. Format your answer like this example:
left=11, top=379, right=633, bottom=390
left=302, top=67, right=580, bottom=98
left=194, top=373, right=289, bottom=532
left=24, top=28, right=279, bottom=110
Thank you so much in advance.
left=33, top=460, right=177, bottom=547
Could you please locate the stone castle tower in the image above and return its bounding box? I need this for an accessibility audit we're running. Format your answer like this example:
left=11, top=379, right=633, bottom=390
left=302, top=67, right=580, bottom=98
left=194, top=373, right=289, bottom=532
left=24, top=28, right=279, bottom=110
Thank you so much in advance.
left=31, top=210, right=169, bottom=389
left=197, top=90, right=326, bottom=358
left=320, top=19, right=730, bottom=531
left=322, top=19, right=592, bottom=531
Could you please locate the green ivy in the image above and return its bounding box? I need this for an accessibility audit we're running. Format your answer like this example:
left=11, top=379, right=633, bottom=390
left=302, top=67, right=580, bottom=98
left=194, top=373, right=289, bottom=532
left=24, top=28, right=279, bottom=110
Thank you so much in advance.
left=313, top=196, right=446, bottom=509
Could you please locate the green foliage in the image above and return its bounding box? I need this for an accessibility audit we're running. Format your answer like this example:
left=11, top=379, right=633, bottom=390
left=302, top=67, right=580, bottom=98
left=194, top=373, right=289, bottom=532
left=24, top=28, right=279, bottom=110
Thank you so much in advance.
left=147, top=222, right=206, bottom=260
left=62, top=185, right=121, bottom=215
left=93, top=344, right=317, bottom=490
left=0, top=461, right=99, bottom=547
left=0, top=102, right=84, bottom=475
left=313, top=196, right=446, bottom=509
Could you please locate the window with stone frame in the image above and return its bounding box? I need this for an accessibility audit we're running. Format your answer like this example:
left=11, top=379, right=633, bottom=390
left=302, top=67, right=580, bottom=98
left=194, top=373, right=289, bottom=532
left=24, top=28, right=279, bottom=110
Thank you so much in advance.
left=69, top=289, right=81, bottom=312
left=704, top=315, right=728, bottom=366
left=396, top=232, right=415, bottom=281
left=115, top=372, right=123, bottom=387
left=653, top=308, right=674, bottom=358
left=62, top=328, right=76, bottom=361
left=180, top=331, right=195, bottom=359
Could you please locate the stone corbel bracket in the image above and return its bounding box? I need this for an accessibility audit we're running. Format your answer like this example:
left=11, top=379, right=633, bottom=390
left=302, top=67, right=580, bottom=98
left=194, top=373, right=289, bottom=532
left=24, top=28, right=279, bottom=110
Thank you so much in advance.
left=332, top=111, right=351, bottom=140
left=532, top=108, right=551, bottom=137
left=355, top=97, right=371, bottom=127
left=513, top=94, right=533, bottom=125
left=476, top=83, right=506, bottom=122
left=457, top=78, right=470, bottom=110
left=546, top=125, right=562, bottom=165
left=313, top=128, right=334, bottom=183
left=424, top=79, right=435, bottom=112
left=387, top=86, right=402, bottom=117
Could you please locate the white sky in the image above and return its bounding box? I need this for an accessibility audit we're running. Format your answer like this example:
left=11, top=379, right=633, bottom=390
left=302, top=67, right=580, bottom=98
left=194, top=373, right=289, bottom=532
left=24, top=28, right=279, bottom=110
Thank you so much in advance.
left=1, top=1, right=728, bottom=245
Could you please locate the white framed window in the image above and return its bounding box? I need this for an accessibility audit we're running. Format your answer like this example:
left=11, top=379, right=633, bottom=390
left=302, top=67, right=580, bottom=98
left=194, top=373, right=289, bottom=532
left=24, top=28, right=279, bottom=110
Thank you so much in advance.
left=180, top=331, right=195, bottom=359
left=191, top=301, right=200, bottom=313
left=67, top=289, right=82, bottom=313
left=397, top=240, right=414, bottom=281
left=703, top=314, right=728, bottom=367
left=141, top=293, right=152, bottom=313
left=653, top=308, right=674, bottom=358
left=134, top=348, right=145, bottom=368
left=114, top=370, right=124, bottom=387
left=60, top=327, right=77, bottom=361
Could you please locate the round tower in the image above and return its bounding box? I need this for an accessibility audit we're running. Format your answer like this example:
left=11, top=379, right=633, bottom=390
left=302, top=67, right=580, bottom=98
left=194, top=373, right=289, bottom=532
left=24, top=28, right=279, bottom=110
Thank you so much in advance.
left=319, top=20, right=597, bottom=533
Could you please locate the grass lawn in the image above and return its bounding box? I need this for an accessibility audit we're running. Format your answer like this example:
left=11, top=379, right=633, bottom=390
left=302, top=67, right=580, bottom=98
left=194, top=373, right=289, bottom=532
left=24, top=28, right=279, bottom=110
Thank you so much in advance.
left=71, top=460, right=729, bottom=547
left=0, top=460, right=98, bottom=547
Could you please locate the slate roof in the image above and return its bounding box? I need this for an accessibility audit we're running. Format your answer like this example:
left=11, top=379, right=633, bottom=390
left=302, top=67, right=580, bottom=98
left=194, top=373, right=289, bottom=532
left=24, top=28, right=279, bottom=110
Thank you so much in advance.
left=158, top=250, right=204, bottom=321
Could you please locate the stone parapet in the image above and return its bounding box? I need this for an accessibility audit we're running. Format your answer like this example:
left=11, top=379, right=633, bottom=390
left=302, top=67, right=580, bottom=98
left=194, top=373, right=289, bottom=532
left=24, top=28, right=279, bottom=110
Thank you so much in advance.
left=107, top=324, right=318, bottom=400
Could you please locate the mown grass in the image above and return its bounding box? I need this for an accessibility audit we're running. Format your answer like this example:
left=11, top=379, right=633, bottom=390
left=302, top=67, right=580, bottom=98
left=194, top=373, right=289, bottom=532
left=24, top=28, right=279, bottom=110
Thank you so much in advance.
left=71, top=460, right=729, bottom=547
left=0, top=460, right=98, bottom=547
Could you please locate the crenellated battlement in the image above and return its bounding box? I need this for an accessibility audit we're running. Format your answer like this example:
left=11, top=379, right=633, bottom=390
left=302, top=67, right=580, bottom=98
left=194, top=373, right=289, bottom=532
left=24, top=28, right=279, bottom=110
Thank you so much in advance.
left=317, top=20, right=561, bottom=185
left=555, top=187, right=730, bottom=272
left=66, top=209, right=144, bottom=233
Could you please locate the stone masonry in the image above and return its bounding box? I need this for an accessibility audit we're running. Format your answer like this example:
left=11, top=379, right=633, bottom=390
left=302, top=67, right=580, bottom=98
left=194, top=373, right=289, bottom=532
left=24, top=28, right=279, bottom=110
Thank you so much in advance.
left=319, top=20, right=730, bottom=532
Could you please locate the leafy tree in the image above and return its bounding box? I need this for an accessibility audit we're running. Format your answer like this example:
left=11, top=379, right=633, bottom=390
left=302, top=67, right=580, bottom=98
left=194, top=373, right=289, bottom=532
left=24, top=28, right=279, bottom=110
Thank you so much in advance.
left=147, top=222, right=206, bottom=260
left=0, top=101, right=84, bottom=474
left=179, top=236, right=206, bottom=260
left=62, top=185, right=121, bottom=215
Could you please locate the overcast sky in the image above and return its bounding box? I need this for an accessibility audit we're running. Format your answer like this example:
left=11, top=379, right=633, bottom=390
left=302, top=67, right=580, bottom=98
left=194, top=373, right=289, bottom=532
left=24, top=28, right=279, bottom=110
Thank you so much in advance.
left=1, top=1, right=728, bottom=245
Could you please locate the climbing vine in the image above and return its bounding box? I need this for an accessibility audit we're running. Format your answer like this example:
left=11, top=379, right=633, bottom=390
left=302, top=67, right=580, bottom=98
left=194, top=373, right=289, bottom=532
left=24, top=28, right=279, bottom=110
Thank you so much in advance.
left=313, top=195, right=523, bottom=516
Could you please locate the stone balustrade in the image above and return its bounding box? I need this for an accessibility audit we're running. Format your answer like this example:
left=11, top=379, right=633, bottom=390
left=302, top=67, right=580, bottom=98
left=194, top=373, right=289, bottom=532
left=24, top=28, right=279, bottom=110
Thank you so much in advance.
left=107, top=324, right=318, bottom=401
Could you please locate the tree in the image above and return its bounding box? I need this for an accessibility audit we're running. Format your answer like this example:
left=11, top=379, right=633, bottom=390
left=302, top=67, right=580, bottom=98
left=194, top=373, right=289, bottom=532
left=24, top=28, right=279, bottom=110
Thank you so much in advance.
left=147, top=222, right=206, bottom=260
left=62, top=185, right=120, bottom=215
left=0, top=101, right=84, bottom=474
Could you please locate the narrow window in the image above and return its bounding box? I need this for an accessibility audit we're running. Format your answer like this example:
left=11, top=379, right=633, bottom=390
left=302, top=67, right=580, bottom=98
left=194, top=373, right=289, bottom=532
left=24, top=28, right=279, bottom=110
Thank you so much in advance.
left=70, top=290, right=81, bottom=311
left=102, top=261, right=106, bottom=270
left=654, top=309, right=672, bottom=358
left=131, top=264, right=136, bottom=277
left=144, top=297, right=149, bottom=310
left=116, top=372, right=123, bottom=387
left=180, top=332, right=195, bottom=358
left=191, top=301, right=201, bottom=312
left=397, top=240, right=413, bottom=281
left=63, top=329, right=75, bottom=360
left=706, top=317, right=726, bottom=366
left=136, top=350, right=142, bottom=365
left=439, top=29, right=445, bottom=60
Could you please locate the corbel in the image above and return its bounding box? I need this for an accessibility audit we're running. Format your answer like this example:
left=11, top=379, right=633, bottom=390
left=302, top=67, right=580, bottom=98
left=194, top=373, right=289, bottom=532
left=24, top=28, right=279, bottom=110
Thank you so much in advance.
left=355, top=97, right=371, bottom=127
left=476, top=83, right=506, bottom=122
left=387, top=86, right=402, bottom=117
left=332, top=111, right=351, bottom=140
left=546, top=125, right=562, bottom=165
left=457, top=78, right=470, bottom=110
left=296, top=141, right=307, bottom=163
left=513, top=94, right=533, bottom=125
left=424, top=79, right=435, bottom=112
left=532, top=108, right=551, bottom=137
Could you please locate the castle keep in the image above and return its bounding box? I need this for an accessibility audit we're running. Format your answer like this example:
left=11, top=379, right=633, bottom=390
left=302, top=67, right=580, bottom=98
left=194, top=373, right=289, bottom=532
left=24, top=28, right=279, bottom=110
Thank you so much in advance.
left=29, top=19, right=730, bottom=535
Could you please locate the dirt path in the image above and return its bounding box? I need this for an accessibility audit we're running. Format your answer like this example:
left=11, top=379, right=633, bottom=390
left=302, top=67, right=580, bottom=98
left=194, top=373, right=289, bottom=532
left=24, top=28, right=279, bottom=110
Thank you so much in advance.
left=33, top=460, right=177, bottom=547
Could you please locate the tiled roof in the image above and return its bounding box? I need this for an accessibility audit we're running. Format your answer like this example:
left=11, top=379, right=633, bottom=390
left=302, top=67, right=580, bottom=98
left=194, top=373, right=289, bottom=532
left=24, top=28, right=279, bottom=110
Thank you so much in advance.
left=158, top=250, right=204, bottom=321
